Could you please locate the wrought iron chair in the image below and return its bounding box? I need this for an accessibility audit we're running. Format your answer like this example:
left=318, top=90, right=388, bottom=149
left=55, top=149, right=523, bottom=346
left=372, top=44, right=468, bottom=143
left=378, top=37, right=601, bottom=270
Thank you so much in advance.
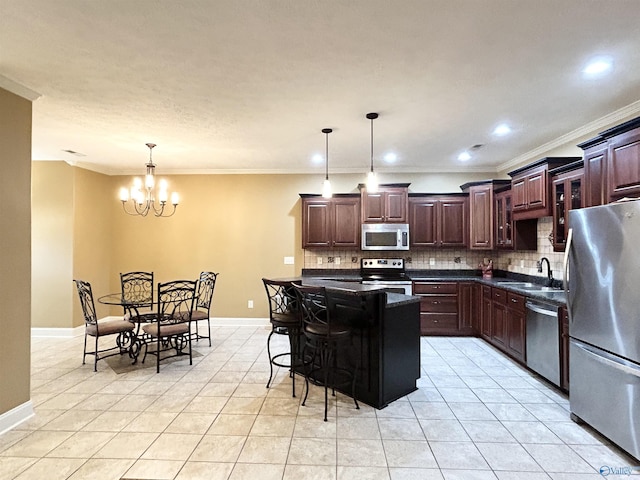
left=141, top=279, right=197, bottom=373
left=293, top=284, right=359, bottom=421
left=262, top=278, right=304, bottom=397
left=73, top=279, right=136, bottom=372
left=120, top=271, right=155, bottom=323
left=190, top=271, right=218, bottom=346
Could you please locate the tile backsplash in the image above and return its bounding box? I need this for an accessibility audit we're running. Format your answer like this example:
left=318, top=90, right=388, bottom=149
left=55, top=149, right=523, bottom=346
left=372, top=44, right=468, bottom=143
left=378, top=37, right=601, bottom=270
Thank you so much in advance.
left=303, top=217, right=565, bottom=282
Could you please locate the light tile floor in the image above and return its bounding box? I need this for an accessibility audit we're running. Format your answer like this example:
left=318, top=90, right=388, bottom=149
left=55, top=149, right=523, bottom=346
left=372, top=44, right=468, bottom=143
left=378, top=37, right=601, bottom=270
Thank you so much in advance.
left=1, top=326, right=637, bottom=480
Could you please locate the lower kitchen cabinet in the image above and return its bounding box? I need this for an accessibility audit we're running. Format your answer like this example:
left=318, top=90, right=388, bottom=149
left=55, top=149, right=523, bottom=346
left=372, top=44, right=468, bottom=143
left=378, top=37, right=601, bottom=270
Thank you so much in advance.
left=414, top=281, right=480, bottom=336
left=491, top=288, right=508, bottom=348
left=484, top=286, right=528, bottom=365
left=458, top=282, right=479, bottom=334
left=481, top=286, right=492, bottom=340
left=413, top=282, right=459, bottom=335
left=505, top=292, right=526, bottom=362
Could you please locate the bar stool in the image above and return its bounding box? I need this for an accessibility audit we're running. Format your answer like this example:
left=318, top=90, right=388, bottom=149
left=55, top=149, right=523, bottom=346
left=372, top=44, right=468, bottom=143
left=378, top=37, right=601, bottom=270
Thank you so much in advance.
left=293, top=284, right=359, bottom=421
left=262, top=278, right=304, bottom=397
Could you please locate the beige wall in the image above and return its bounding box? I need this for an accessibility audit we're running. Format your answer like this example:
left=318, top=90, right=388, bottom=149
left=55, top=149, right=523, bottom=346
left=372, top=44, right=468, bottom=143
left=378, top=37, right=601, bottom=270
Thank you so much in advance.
left=32, top=162, right=74, bottom=328
left=0, top=88, right=32, bottom=415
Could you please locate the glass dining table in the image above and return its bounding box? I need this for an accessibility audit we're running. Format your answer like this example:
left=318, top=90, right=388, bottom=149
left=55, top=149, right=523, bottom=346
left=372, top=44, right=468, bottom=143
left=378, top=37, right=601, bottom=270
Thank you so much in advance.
left=97, top=293, right=159, bottom=362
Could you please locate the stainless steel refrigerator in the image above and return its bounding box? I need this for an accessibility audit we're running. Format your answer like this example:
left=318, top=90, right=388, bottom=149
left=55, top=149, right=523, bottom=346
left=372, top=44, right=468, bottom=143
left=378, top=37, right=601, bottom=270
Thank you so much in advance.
left=565, top=200, right=640, bottom=460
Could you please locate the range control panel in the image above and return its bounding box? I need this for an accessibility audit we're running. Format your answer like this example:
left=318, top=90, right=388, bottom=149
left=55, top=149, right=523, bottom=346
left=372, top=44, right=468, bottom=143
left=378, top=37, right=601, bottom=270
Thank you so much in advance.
left=361, top=258, right=404, bottom=270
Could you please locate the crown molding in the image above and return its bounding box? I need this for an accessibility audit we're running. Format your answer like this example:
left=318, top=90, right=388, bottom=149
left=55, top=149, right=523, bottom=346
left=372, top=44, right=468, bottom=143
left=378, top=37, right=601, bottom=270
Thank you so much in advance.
left=0, top=75, right=41, bottom=101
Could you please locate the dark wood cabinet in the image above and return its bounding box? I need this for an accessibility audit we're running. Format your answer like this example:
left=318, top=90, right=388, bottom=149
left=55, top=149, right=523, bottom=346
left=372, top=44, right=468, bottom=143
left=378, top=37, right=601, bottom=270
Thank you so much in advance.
left=495, top=188, right=537, bottom=251
left=580, top=139, right=608, bottom=207
left=361, top=185, right=409, bottom=223
left=481, top=286, right=492, bottom=341
left=607, top=126, right=640, bottom=201
left=505, top=292, right=526, bottom=362
left=491, top=288, right=507, bottom=348
left=458, top=282, right=479, bottom=334
left=409, top=195, right=467, bottom=248
left=508, top=157, right=580, bottom=220
left=551, top=162, right=583, bottom=252
left=560, top=306, right=570, bottom=391
left=578, top=116, right=640, bottom=206
left=301, top=195, right=360, bottom=249
left=413, top=282, right=459, bottom=335
left=468, top=184, right=494, bottom=249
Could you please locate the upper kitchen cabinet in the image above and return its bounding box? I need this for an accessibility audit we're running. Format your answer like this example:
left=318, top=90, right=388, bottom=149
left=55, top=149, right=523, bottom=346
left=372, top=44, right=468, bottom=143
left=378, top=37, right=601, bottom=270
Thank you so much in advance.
left=461, top=180, right=510, bottom=250
left=301, top=194, right=360, bottom=249
left=494, top=187, right=537, bottom=251
left=579, top=117, right=640, bottom=206
left=408, top=194, right=468, bottom=248
left=508, top=157, right=580, bottom=220
left=360, top=183, right=409, bottom=223
left=550, top=160, right=584, bottom=252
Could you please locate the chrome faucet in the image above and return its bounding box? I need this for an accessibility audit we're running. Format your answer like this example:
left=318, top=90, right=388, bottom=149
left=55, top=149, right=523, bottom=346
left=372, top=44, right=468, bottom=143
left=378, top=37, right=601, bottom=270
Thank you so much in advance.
left=538, top=257, right=553, bottom=287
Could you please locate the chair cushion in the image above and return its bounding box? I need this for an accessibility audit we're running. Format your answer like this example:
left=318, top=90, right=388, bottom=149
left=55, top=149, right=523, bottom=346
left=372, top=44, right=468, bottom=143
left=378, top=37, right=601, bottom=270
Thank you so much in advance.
left=87, top=320, right=135, bottom=337
left=305, top=322, right=351, bottom=339
left=190, top=310, right=209, bottom=321
left=142, top=322, right=189, bottom=337
left=271, top=312, right=299, bottom=327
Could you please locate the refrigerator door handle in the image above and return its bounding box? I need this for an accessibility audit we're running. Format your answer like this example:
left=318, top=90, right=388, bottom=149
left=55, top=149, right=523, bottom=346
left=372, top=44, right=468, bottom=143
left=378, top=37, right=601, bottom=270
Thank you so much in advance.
left=563, top=227, right=573, bottom=323
left=573, top=339, right=640, bottom=377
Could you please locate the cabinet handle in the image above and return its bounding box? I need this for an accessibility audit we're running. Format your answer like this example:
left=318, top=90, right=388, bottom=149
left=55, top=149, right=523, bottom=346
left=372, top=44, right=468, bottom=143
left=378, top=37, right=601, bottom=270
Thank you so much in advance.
left=511, top=298, right=518, bottom=303
left=433, top=301, right=440, bottom=305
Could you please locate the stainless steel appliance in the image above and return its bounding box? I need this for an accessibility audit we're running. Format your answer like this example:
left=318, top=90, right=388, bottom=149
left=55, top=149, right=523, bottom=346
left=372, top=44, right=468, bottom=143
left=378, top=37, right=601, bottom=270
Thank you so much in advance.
left=361, top=223, right=409, bottom=251
left=565, top=200, right=640, bottom=460
left=360, top=258, right=412, bottom=295
left=525, top=299, right=560, bottom=387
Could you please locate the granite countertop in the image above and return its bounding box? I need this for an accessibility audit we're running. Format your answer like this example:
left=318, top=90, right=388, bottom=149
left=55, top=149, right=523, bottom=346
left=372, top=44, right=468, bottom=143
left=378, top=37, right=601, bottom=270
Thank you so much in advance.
left=301, top=269, right=567, bottom=307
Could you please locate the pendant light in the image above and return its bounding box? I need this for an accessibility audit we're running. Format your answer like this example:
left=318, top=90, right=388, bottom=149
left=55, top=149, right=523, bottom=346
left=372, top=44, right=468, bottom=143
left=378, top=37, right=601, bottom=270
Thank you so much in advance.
left=321, top=128, right=333, bottom=198
left=366, top=112, right=379, bottom=193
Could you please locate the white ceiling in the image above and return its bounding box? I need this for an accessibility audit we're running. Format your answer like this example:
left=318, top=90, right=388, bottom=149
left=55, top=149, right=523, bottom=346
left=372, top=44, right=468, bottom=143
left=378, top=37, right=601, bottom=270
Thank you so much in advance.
left=1, top=0, right=640, bottom=176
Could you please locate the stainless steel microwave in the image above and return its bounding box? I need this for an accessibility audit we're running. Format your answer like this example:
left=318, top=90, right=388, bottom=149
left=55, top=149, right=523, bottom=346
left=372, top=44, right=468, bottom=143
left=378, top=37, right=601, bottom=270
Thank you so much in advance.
left=361, top=223, right=410, bottom=250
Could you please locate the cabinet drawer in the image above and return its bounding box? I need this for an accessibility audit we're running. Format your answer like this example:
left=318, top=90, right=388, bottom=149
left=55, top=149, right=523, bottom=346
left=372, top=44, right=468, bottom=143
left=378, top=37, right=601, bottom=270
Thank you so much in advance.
left=420, top=296, right=458, bottom=313
left=413, top=282, right=457, bottom=294
left=507, top=292, right=526, bottom=311
left=492, top=288, right=507, bottom=303
left=420, top=312, right=459, bottom=330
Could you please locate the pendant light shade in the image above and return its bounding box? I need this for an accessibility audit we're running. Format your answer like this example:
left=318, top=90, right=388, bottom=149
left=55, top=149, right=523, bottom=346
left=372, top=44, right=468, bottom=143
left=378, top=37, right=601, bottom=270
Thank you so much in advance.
left=322, top=128, right=333, bottom=198
left=366, top=112, right=379, bottom=193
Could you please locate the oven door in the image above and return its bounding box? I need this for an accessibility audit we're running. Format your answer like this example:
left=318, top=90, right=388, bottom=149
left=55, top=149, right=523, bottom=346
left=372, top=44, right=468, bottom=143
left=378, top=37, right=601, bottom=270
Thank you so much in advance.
left=361, top=280, right=412, bottom=295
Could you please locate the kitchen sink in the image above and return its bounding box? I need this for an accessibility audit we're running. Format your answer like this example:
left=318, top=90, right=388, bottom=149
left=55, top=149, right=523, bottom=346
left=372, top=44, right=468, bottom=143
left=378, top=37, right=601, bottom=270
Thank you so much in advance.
left=497, top=281, right=563, bottom=292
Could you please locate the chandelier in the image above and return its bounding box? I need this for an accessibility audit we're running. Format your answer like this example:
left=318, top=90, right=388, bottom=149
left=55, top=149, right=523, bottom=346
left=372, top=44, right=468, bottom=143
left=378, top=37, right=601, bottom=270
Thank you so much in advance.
left=119, top=143, right=179, bottom=217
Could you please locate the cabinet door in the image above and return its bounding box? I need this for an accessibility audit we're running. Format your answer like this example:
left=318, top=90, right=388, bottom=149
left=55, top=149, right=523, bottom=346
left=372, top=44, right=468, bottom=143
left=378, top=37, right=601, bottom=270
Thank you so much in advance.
left=469, top=185, right=493, bottom=249
left=440, top=198, right=467, bottom=247
left=481, top=287, right=492, bottom=340
left=608, top=127, right=640, bottom=201
left=302, top=199, right=331, bottom=248
left=332, top=198, right=360, bottom=248
left=524, top=166, right=547, bottom=210
left=583, top=143, right=607, bottom=207
left=385, top=188, right=408, bottom=223
left=506, top=293, right=526, bottom=362
left=362, top=192, right=385, bottom=223
left=512, top=177, right=527, bottom=211
left=409, top=199, right=438, bottom=247
left=458, top=282, right=478, bottom=334
left=492, top=301, right=507, bottom=347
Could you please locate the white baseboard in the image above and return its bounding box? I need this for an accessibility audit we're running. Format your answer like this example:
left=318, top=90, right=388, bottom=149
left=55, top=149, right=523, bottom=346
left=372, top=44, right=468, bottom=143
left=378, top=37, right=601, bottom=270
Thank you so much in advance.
left=31, top=325, right=84, bottom=338
left=31, top=317, right=270, bottom=337
left=0, top=401, right=34, bottom=436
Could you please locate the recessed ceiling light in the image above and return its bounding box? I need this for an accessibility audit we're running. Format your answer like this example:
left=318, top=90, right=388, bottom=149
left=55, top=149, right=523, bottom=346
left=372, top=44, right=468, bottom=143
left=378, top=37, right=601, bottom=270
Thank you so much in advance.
left=493, top=124, right=511, bottom=136
left=583, top=57, right=613, bottom=77
left=458, top=151, right=471, bottom=161
left=312, top=153, right=323, bottom=163
left=384, top=152, right=397, bottom=163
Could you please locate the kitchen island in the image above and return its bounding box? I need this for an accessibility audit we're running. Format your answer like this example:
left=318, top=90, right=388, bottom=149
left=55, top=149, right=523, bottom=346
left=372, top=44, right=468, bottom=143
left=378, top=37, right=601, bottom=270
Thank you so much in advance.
left=296, top=277, right=421, bottom=409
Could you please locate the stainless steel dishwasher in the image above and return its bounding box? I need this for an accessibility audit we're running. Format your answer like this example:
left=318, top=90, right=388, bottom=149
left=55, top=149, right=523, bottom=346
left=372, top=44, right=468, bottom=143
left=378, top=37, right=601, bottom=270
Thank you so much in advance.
left=526, top=299, right=560, bottom=387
